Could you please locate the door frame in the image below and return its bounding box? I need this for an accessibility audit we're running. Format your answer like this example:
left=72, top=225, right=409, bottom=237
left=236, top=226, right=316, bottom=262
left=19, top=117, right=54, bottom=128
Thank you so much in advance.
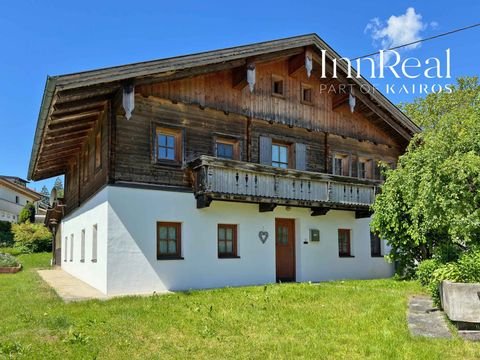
left=275, top=218, right=296, bottom=282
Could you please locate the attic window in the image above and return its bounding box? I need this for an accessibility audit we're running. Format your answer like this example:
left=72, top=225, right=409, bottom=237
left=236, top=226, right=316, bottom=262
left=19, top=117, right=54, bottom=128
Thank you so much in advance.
left=301, top=84, right=312, bottom=104
left=272, top=75, right=284, bottom=97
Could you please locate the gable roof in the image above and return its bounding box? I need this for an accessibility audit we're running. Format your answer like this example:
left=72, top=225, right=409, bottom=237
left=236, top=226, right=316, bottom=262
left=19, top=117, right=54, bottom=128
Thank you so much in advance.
left=28, top=33, right=420, bottom=181
left=0, top=178, right=41, bottom=201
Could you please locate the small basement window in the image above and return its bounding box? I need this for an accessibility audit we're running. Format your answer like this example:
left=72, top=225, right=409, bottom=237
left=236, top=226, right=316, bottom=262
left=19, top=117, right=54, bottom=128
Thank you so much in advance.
left=272, top=75, right=284, bottom=97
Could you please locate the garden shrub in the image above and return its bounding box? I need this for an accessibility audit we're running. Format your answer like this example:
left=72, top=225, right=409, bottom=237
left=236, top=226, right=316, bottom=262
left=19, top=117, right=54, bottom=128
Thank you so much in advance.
left=0, top=253, right=19, bottom=267
left=415, top=259, right=440, bottom=287
left=11, top=222, right=52, bottom=253
left=0, top=220, right=14, bottom=247
left=18, top=203, right=35, bottom=224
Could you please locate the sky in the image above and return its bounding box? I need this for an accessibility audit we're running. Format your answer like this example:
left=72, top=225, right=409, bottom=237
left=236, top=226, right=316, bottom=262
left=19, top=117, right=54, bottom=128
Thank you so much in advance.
left=0, top=0, right=478, bottom=192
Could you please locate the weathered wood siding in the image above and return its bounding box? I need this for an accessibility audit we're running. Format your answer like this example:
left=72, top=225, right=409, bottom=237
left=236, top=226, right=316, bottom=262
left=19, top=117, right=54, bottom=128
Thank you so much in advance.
left=137, top=60, right=400, bottom=147
left=64, top=108, right=109, bottom=213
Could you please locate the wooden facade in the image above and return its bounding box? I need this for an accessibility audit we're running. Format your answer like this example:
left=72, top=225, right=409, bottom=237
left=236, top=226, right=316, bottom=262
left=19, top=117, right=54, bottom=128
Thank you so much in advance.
left=31, top=34, right=419, bottom=218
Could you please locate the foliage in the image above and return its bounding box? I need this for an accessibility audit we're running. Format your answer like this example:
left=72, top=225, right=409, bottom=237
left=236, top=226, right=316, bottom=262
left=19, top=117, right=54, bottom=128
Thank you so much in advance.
left=0, top=247, right=23, bottom=256
left=54, top=177, right=64, bottom=198
left=0, top=253, right=19, bottom=267
left=417, top=248, right=480, bottom=306
left=1, top=253, right=480, bottom=358
left=415, top=259, right=440, bottom=287
left=40, top=185, right=50, bottom=206
left=11, top=222, right=52, bottom=253
left=18, top=202, right=35, bottom=224
left=0, top=220, right=14, bottom=247
left=372, top=77, right=480, bottom=277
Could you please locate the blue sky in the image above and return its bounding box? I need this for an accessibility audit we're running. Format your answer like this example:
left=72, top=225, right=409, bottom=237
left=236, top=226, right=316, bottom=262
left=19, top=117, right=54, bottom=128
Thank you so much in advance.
left=0, top=0, right=478, bottom=192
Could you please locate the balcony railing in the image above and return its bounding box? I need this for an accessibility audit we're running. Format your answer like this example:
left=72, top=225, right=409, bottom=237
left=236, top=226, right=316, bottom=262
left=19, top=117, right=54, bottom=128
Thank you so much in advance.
left=189, top=156, right=380, bottom=213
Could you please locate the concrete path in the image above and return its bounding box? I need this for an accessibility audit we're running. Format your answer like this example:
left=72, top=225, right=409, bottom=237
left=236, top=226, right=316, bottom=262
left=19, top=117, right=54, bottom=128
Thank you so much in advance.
left=408, top=296, right=452, bottom=339
left=37, top=269, right=108, bottom=302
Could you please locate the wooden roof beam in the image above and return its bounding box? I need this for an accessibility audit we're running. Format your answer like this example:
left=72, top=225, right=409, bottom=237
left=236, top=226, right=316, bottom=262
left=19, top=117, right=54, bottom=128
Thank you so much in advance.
left=44, top=132, right=89, bottom=145
left=51, top=109, right=102, bottom=122
left=53, top=99, right=107, bottom=116
left=48, top=118, right=96, bottom=131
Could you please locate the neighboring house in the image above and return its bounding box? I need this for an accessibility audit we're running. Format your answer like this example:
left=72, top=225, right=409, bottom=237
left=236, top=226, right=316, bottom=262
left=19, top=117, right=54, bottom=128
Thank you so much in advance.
left=0, top=176, right=41, bottom=223
left=29, top=34, right=420, bottom=296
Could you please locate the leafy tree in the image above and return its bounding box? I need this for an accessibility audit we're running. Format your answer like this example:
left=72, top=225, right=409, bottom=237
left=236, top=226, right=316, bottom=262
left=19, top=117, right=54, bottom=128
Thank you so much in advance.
left=371, top=77, right=480, bottom=277
left=53, top=177, right=64, bottom=198
left=40, top=185, right=50, bottom=206
left=11, top=222, right=52, bottom=253
left=18, top=203, right=35, bottom=224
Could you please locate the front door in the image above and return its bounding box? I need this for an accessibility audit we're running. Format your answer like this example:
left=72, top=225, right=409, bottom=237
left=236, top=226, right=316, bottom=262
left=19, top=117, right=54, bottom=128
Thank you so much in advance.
left=275, top=218, right=295, bottom=282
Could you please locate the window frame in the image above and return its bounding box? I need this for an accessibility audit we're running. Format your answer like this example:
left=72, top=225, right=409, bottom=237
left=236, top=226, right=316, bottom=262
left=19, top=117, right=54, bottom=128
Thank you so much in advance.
left=80, top=229, right=85, bottom=263
left=217, top=224, right=239, bottom=259
left=333, top=153, right=350, bottom=176
left=358, top=157, right=373, bottom=179
left=155, top=126, right=183, bottom=164
left=370, top=232, right=383, bottom=257
left=156, top=222, right=183, bottom=260
left=301, top=83, right=313, bottom=105
left=338, top=229, right=353, bottom=257
left=215, top=137, right=240, bottom=160
left=272, top=75, right=285, bottom=98
left=271, top=141, right=292, bottom=169
left=95, top=127, right=102, bottom=170
left=92, top=224, right=98, bottom=263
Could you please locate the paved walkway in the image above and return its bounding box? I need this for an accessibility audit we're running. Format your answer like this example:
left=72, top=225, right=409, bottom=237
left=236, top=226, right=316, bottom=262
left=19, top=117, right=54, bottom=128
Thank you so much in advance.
left=407, top=296, right=452, bottom=339
left=37, top=269, right=109, bottom=302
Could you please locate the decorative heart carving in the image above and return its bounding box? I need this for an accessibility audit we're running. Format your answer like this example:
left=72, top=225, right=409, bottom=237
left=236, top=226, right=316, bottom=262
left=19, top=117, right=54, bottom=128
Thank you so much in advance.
left=258, top=231, right=269, bottom=243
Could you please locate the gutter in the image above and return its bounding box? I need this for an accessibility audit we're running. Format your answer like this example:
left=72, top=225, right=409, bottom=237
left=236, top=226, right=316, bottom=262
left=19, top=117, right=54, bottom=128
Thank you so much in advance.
left=27, top=76, right=57, bottom=180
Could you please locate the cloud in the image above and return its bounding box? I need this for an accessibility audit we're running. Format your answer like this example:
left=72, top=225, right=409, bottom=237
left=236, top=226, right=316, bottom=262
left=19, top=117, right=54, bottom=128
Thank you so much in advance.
left=364, top=8, right=436, bottom=63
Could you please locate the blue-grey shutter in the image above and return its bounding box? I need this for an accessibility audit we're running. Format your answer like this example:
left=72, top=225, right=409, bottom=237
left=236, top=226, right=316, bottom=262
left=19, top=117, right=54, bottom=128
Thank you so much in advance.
left=295, top=143, right=307, bottom=171
left=259, top=136, right=272, bottom=165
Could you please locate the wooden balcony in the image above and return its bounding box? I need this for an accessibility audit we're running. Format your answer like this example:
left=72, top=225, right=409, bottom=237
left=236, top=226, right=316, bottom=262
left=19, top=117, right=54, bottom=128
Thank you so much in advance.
left=189, top=156, right=380, bottom=217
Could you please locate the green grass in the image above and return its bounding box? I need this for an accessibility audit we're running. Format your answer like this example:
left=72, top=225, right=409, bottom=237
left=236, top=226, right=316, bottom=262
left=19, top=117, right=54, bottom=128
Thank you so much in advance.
left=1, top=253, right=479, bottom=359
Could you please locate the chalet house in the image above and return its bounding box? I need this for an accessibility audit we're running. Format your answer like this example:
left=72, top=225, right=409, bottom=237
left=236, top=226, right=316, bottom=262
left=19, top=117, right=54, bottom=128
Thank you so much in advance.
left=29, top=34, right=420, bottom=296
left=0, top=176, right=41, bottom=223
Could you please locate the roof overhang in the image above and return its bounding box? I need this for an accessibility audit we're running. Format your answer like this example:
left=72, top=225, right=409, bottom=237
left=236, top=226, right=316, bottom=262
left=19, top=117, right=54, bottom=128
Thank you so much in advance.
left=28, top=33, right=420, bottom=181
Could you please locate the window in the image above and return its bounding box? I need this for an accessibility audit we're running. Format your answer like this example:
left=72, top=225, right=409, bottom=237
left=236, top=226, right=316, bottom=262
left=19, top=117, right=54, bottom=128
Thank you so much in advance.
left=338, top=229, right=352, bottom=257
left=70, top=234, right=74, bottom=262
left=215, top=138, right=239, bottom=160
left=157, top=222, right=182, bottom=259
left=15, top=196, right=19, bottom=204
left=301, top=84, right=313, bottom=104
left=218, top=224, right=238, bottom=258
left=64, top=236, right=68, bottom=262
left=272, top=75, right=284, bottom=97
left=333, top=154, right=349, bottom=176
left=156, top=127, right=182, bottom=162
left=95, top=128, right=102, bottom=169
left=272, top=143, right=289, bottom=169
left=358, top=158, right=373, bottom=179
left=92, top=224, right=98, bottom=262
left=83, top=146, right=89, bottom=182
left=80, top=229, right=85, bottom=262
left=370, top=232, right=382, bottom=257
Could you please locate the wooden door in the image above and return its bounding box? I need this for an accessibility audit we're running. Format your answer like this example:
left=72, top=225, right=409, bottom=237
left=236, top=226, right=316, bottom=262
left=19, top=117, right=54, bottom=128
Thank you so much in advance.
left=275, top=218, right=295, bottom=282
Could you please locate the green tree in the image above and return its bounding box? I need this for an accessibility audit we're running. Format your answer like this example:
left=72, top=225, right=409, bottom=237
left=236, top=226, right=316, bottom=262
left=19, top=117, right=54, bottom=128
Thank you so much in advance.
left=18, top=202, right=36, bottom=224
left=11, top=222, right=52, bottom=253
left=53, top=177, right=64, bottom=198
left=371, top=77, right=480, bottom=277
left=40, top=185, right=50, bottom=206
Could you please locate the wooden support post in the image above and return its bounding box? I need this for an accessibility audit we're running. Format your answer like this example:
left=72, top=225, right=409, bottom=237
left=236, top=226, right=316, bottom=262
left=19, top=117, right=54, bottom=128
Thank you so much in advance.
left=311, top=207, right=330, bottom=216
left=259, top=203, right=276, bottom=212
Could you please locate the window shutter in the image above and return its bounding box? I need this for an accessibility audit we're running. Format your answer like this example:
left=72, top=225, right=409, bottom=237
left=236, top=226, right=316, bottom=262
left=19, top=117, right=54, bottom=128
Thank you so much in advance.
left=295, top=143, right=307, bottom=171
left=259, top=136, right=272, bottom=165
left=347, top=153, right=352, bottom=177
left=331, top=152, right=336, bottom=175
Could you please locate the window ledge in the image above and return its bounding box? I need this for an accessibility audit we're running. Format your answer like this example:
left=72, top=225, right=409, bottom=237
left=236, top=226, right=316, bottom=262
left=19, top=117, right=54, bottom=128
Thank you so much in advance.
left=155, top=160, right=182, bottom=167
left=371, top=255, right=384, bottom=258
left=218, top=255, right=241, bottom=259
left=339, top=255, right=355, bottom=258
left=157, top=256, right=184, bottom=261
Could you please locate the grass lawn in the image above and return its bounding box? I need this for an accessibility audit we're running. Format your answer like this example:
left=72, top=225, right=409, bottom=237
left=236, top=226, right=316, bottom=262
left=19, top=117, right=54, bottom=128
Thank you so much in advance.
left=1, top=254, right=479, bottom=359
